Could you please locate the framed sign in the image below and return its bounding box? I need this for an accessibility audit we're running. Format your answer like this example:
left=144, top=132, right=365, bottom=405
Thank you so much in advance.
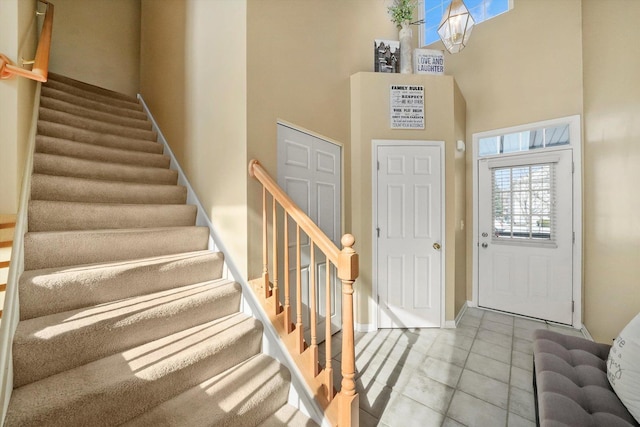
left=414, top=49, right=445, bottom=75
left=390, top=85, right=425, bottom=129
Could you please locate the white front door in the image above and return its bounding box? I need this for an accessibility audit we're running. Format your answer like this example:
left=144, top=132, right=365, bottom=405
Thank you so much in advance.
left=375, top=142, right=443, bottom=328
left=478, top=150, right=573, bottom=324
left=277, top=123, right=342, bottom=341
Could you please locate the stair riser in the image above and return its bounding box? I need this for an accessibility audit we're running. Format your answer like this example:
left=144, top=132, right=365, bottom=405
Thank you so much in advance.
left=30, top=174, right=187, bottom=205
left=41, top=87, right=148, bottom=121
left=44, top=79, right=143, bottom=111
left=28, top=201, right=196, bottom=232
left=14, top=281, right=243, bottom=387
left=47, top=72, right=140, bottom=104
left=39, top=108, right=157, bottom=141
left=38, top=121, right=163, bottom=154
left=24, top=227, right=209, bottom=270
left=40, top=96, right=152, bottom=131
left=33, top=153, right=178, bottom=185
left=20, top=251, right=224, bottom=320
left=6, top=316, right=263, bottom=427
left=36, top=136, right=170, bottom=169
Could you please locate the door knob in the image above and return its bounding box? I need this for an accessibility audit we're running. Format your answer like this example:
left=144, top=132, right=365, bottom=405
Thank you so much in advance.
left=481, top=243, right=488, bottom=248
left=433, top=242, right=441, bottom=250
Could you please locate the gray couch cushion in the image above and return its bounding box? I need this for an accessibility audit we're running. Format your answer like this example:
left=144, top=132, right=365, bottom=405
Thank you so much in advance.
left=533, top=329, right=639, bottom=427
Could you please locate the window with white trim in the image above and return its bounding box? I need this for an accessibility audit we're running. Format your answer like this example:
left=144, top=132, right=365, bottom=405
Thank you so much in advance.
left=479, top=124, right=570, bottom=157
left=420, top=0, right=511, bottom=46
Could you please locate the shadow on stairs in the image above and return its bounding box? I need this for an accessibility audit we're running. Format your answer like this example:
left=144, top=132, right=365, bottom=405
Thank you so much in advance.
left=4, top=73, right=316, bottom=427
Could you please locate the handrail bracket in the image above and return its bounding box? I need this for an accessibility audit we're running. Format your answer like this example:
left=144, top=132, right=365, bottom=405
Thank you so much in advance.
left=0, top=0, right=54, bottom=83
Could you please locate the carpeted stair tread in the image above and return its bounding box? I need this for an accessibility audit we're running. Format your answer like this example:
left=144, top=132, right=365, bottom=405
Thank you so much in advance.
left=19, top=250, right=224, bottom=320
left=259, top=405, right=319, bottom=427
left=44, top=78, right=143, bottom=111
left=48, top=72, right=140, bottom=104
left=33, top=153, right=178, bottom=185
left=40, top=96, right=152, bottom=130
left=30, top=174, right=187, bottom=205
left=24, top=226, right=210, bottom=270
left=28, top=200, right=197, bottom=231
left=8, top=72, right=299, bottom=425
left=122, top=354, right=291, bottom=427
left=13, top=279, right=243, bottom=387
left=38, top=121, right=163, bottom=154
left=39, top=107, right=157, bottom=141
left=41, top=86, right=148, bottom=121
left=5, top=313, right=263, bottom=427
left=36, top=135, right=170, bottom=168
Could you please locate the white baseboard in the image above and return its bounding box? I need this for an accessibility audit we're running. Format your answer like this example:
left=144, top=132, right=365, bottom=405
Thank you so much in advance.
left=581, top=324, right=594, bottom=341
left=355, top=322, right=377, bottom=333
left=453, top=301, right=469, bottom=327
left=138, top=95, right=326, bottom=426
left=443, top=320, right=456, bottom=329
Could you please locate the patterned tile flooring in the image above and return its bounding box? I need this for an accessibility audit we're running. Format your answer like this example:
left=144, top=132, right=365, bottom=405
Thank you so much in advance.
left=323, top=307, right=585, bottom=427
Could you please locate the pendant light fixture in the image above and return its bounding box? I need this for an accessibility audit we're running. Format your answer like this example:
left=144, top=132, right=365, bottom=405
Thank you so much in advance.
left=437, top=0, right=475, bottom=53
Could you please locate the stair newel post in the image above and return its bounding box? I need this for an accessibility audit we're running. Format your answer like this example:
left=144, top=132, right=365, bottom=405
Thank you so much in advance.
left=325, top=260, right=333, bottom=401
left=309, top=239, right=319, bottom=377
left=283, top=213, right=292, bottom=332
left=272, top=197, right=279, bottom=315
left=262, top=186, right=270, bottom=299
left=295, top=225, right=304, bottom=353
left=338, top=234, right=359, bottom=427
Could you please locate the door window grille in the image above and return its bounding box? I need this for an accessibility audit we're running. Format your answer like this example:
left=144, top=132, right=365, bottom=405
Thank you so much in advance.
left=491, top=163, right=555, bottom=242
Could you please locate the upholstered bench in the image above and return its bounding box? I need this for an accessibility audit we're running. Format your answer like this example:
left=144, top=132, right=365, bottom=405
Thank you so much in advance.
left=532, top=329, right=639, bottom=427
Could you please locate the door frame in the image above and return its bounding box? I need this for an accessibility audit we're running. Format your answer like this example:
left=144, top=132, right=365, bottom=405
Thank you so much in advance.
left=276, top=119, right=344, bottom=338
left=471, top=115, right=583, bottom=328
left=372, top=140, right=446, bottom=329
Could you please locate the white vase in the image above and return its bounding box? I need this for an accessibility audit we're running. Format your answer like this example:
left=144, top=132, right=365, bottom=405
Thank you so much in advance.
left=399, top=21, right=412, bottom=74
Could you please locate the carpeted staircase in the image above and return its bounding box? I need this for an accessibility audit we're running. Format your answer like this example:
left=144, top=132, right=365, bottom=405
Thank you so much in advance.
left=4, top=73, right=315, bottom=426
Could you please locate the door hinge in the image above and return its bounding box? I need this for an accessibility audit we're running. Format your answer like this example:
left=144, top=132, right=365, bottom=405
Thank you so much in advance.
left=572, top=232, right=575, bottom=244
left=572, top=162, right=575, bottom=173
left=377, top=161, right=380, bottom=171
left=376, top=227, right=380, bottom=238
left=572, top=300, right=575, bottom=313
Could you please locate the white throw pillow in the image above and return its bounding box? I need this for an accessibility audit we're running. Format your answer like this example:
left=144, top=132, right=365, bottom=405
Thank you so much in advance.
left=607, top=312, right=640, bottom=423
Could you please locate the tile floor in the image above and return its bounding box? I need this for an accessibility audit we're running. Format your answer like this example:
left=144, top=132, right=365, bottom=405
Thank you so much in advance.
left=322, top=307, right=585, bottom=427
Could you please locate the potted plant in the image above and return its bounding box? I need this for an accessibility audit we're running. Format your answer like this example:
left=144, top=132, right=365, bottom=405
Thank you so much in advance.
left=388, top=0, right=417, bottom=28
left=388, top=0, right=417, bottom=73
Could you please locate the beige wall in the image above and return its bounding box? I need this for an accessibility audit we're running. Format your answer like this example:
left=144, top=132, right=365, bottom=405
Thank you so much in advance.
left=434, top=0, right=585, bottom=321
left=581, top=0, right=640, bottom=342
left=49, top=0, right=140, bottom=96
left=246, top=1, right=405, bottom=280
left=429, top=0, right=640, bottom=342
left=40, top=0, right=639, bottom=340
left=140, top=0, right=248, bottom=275
left=350, top=72, right=465, bottom=325
left=0, top=0, right=38, bottom=214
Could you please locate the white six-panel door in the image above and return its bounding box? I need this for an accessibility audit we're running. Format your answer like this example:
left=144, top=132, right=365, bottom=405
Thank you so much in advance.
left=277, top=124, right=342, bottom=341
left=375, top=142, right=443, bottom=328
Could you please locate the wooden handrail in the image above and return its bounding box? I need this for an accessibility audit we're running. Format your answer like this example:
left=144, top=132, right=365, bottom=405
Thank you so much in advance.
left=249, top=160, right=340, bottom=264
left=248, top=159, right=359, bottom=427
left=0, top=0, right=54, bottom=83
